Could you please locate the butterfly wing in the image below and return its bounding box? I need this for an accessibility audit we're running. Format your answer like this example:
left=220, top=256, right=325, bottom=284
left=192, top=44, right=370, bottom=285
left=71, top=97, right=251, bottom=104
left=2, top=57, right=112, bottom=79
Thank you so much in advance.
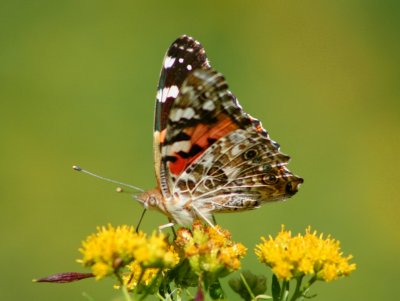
left=154, top=35, right=210, bottom=192
left=168, top=70, right=303, bottom=216
left=151, top=36, right=302, bottom=225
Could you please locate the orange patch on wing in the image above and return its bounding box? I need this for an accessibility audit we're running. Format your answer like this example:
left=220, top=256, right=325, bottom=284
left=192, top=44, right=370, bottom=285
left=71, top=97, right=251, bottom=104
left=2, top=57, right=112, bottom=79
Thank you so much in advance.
left=159, top=129, right=167, bottom=144
left=169, top=156, right=187, bottom=175
left=168, top=114, right=238, bottom=175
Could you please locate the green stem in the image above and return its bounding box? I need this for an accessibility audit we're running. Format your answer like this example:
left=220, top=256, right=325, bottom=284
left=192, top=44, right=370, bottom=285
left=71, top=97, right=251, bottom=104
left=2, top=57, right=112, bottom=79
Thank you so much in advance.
left=289, top=277, right=303, bottom=301
left=278, top=281, right=289, bottom=301
left=307, top=276, right=317, bottom=287
left=114, top=270, right=124, bottom=286
left=239, top=272, right=256, bottom=300
left=185, top=288, right=194, bottom=299
left=302, top=276, right=317, bottom=294
left=156, top=292, right=167, bottom=300
left=122, top=285, right=134, bottom=301
left=297, top=275, right=317, bottom=300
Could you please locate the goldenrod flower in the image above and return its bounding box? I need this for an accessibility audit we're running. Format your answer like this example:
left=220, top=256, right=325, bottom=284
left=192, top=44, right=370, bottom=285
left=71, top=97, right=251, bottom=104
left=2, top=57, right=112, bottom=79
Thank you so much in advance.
left=78, top=224, right=145, bottom=279
left=133, top=232, right=180, bottom=269
left=78, top=224, right=179, bottom=280
left=255, top=226, right=356, bottom=281
left=119, top=262, right=161, bottom=292
left=175, top=221, right=247, bottom=278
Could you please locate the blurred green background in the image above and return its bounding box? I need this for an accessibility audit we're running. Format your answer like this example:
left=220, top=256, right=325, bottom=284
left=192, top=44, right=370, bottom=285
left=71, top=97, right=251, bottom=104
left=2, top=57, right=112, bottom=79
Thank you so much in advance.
left=1, top=0, right=399, bottom=300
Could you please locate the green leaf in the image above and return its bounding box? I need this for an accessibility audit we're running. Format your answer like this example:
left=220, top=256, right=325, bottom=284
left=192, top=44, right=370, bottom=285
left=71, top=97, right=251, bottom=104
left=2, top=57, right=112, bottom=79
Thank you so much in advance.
left=169, top=259, right=198, bottom=288
left=209, top=280, right=225, bottom=300
left=228, top=270, right=267, bottom=301
left=271, top=274, right=281, bottom=301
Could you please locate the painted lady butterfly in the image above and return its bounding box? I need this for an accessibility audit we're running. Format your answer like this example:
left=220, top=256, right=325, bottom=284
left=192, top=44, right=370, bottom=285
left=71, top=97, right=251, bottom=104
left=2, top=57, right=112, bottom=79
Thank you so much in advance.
left=137, top=35, right=303, bottom=227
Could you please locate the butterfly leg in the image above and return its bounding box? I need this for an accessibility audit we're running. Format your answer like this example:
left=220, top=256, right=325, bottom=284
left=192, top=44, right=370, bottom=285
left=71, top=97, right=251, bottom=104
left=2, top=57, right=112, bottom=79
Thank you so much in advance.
left=191, top=204, right=223, bottom=234
left=135, top=209, right=147, bottom=232
left=169, top=218, right=177, bottom=238
left=212, top=214, right=218, bottom=225
left=158, top=221, right=175, bottom=233
left=158, top=218, right=177, bottom=238
left=192, top=205, right=224, bottom=236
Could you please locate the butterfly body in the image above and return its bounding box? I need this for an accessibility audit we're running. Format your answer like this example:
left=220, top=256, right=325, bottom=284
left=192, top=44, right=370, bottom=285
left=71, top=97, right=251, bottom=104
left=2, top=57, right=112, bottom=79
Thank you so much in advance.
left=138, top=35, right=303, bottom=226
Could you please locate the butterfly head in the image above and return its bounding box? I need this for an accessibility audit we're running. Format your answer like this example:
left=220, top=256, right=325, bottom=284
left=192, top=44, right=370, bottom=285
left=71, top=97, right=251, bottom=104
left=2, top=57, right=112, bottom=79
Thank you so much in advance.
left=136, top=189, right=165, bottom=212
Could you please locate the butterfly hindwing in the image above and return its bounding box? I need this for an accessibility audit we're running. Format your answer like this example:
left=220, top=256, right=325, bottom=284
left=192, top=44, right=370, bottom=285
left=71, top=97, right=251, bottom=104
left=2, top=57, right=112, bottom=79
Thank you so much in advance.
left=174, top=129, right=303, bottom=214
left=164, top=71, right=303, bottom=215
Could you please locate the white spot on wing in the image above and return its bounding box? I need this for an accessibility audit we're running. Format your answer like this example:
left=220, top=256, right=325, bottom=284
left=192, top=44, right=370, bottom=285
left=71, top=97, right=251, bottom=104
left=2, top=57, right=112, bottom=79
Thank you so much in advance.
left=230, top=130, right=247, bottom=143
left=182, top=107, right=195, bottom=119
left=169, top=141, right=191, bottom=154
left=231, top=144, right=242, bottom=156
left=202, top=100, right=215, bottom=111
left=156, top=89, right=162, bottom=101
left=187, top=64, right=192, bottom=71
left=169, top=85, right=179, bottom=98
left=170, top=107, right=195, bottom=121
left=164, top=56, right=176, bottom=69
left=178, top=58, right=184, bottom=63
left=170, top=108, right=183, bottom=121
left=160, top=85, right=179, bottom=103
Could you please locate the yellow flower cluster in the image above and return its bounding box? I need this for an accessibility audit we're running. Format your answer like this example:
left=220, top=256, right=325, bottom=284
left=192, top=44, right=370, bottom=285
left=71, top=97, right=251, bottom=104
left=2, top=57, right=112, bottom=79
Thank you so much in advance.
left=255, top=226, right=356, bottom=282
left=175, top=221, right=247, bottom=277
left=133, top=232, right=179, bottom=269
left=121, top=262, right=161, bottom=292
left=78, top=224, right=179, bottom=280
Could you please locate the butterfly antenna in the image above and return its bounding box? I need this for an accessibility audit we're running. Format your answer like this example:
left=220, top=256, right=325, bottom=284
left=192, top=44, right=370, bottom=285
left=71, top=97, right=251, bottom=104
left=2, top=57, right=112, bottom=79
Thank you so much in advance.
left=72, top=165, right=144, bottom=193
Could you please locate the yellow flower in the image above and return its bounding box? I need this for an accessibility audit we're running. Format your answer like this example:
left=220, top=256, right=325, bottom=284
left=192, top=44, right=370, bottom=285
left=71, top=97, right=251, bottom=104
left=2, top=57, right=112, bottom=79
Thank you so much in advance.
left=133, top=232, right=180, bottom=269
left=78, top=224, right=179, bottom=280
left=119, top=262, right=161, bottom=292
left=175, top=221, right=247, bottom=277
left=92, top=262, right=113, bottom=279
left=78, top=224, right=145, bottom=279
left=255, top=225, right=356, bottom=282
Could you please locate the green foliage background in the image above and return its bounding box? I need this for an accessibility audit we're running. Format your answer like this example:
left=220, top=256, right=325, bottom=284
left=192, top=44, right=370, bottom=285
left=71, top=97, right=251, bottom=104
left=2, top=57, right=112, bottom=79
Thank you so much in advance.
left=1, top=1, right=399, bottom=300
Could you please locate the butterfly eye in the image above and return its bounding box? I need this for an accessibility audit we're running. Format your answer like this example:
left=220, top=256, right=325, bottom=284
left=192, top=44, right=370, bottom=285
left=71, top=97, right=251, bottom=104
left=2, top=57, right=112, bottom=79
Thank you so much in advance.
left=148, top=196, right=158, bottom=207
left=244, top=149, right=258, bottom=160
left=262, top=174, right=278, bottom=184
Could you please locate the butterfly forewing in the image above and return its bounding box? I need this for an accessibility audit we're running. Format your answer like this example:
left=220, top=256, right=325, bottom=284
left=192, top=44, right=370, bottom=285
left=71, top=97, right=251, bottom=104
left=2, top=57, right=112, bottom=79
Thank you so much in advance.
left=154, top=36, right=210, bottom=192
left=155, top=36, right=210, bottom=132
left=162, top=70, right=251, bottom=183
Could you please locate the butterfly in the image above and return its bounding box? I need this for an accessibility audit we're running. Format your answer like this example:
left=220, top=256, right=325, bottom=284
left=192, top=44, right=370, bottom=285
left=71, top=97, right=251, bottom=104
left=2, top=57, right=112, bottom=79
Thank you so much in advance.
left=137, top=35, right=303, bottom=227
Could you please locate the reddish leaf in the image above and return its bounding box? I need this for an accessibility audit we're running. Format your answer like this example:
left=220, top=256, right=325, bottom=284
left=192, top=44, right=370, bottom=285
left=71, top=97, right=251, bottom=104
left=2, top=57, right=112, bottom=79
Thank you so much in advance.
left=194, top=282, right=204, bottom=301
left=35, top=272, right=94, bottom=283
